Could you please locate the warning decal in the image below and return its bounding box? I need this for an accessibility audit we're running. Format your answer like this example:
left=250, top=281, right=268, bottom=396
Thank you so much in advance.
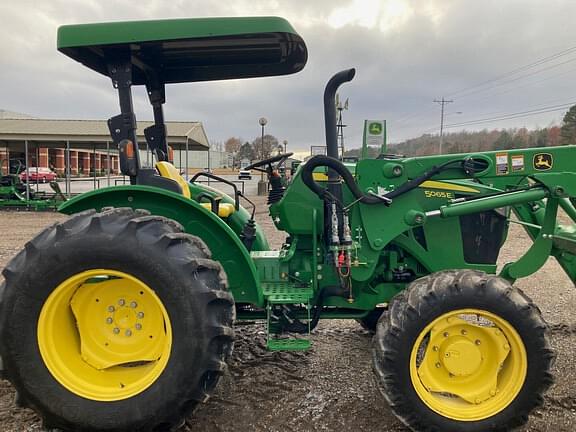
left=496, top=152, right=509, bottom=175
left=511, top=154, right=525, bottom=172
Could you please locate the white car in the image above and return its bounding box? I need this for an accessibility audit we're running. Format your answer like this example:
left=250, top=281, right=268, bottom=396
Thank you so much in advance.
left=238, top=169, right=252, bottom=180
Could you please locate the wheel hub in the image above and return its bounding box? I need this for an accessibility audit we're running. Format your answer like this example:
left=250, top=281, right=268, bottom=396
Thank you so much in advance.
left=440, top=337, right=482, bottom=377
left=109, top=299, right=142, bottom=333
left=70, top=277, right=167, bottom=370
left=38, top=269, right=172, bottom=401
left=412, top=310, right=525, bottom=417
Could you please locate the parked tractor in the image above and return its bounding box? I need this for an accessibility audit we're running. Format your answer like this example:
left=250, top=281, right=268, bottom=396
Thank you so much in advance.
left=0, top=161, right=64, bottom=210
left=0, top=16, right=572, bottom=431
left=0, top=173, right=28, bottom=200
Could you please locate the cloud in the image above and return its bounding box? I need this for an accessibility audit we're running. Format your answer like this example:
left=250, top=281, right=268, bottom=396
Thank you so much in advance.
left=1, top=0, right=576, bottom=152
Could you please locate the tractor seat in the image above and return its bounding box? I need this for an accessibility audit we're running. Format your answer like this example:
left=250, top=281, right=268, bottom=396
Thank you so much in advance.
left=155, top=161, right=235, bottom=218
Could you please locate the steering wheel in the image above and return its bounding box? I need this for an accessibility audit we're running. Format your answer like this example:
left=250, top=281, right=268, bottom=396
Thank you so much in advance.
left=244, top=152, right=294, bottom=173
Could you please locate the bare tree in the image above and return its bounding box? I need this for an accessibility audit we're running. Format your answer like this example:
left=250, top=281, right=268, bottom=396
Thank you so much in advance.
left=251, top=134, right=279, bottom=159
left=224, top=137, right=242, bottom=154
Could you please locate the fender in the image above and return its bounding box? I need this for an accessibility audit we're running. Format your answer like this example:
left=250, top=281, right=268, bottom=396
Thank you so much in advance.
left=58, top=186, right=264, bottom=306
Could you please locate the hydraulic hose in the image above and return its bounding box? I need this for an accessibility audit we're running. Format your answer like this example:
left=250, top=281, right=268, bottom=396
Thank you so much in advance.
left=301, top=155, right=385, bottom=205
left=309, top=285, right=348, bottom=330
left=302, top=155, right=465, bottom=205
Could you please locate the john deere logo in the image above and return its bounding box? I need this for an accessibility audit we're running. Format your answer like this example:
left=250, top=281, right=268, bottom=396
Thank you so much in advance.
left=369, top=122, right=383, bottom=135
left=533, top=153, right=553, bottom=170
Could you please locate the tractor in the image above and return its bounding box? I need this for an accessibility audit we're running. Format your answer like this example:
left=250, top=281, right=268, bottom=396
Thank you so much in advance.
left=1, top=16, right=574, bottom=431
left=0, top=159, right=66, bottom=210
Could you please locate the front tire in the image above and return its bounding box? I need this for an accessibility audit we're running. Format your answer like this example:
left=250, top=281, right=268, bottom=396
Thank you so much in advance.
left=356, top=307, right=385, bottom=332
left=372, top=270, right=554, bottom=432
left=0, top=208, right=234, bottom=431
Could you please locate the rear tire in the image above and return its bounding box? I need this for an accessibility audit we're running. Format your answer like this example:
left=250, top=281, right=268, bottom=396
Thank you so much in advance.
left=372, top=270, right=554, bottom=432
left=0, top=208, right=234, bottom=431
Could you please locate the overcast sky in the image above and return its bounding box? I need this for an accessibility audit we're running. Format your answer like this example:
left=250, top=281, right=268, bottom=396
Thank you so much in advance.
left=2, top=0, right=576, bottom=154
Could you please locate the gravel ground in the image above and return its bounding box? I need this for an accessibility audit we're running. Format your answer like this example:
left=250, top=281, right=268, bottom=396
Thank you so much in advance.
left=0, top=199, right=575, bottom=431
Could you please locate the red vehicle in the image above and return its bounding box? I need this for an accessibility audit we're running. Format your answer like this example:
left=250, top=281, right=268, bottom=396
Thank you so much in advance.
left=19, top=167, right=57, bottom=183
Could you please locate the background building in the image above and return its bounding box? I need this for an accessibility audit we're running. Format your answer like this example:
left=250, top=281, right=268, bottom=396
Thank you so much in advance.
left=0, top=114, right=217, bottom=176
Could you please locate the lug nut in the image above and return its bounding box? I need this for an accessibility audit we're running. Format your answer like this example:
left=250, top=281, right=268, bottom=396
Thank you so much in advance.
left=443, top=332, right=449, bottom=337
left=113, top=328, right=120, bottom=334
left=125, top=329, right=132, bottom=337
left=475, top=339, right=481, bottom=345
left=106, top=317, right=113, bottom=324
left=130, top=301, right=137, bottom=308
left=137, top=312, right=144, bottom=319
left=432, top=345, right=439, bottom=351
left=435, top=362, right=441, bottom=368
left=461, top=329, right=467, bottom=335
left=118, top=299, right=125, bottom=306
left=135, top=323, right=142, bottom=330
left=108, top=306, right=115, bottom=312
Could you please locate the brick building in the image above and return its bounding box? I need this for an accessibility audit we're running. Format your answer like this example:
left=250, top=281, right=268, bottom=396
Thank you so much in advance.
left=0, top=117, right=209, bottom=176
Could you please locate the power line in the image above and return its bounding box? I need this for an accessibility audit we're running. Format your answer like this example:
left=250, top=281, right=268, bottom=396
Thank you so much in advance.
left=458, top=95, right=576, bottom=122
left=443, top=102, right=574, bottom=129
left=397, top=63, right=576, bottom=134
left=447, top=45, right=576, bottom=98
left=395, top=45, right=576, bottom=128
left=455, top=65, right=576, bottom=107
left=417, top=101, right=574, bottom=135
left=451, top=56, right=576, bottom=100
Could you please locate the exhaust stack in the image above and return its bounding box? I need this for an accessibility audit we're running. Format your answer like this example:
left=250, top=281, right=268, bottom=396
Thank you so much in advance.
left=323, top=68, right=355, bottom=160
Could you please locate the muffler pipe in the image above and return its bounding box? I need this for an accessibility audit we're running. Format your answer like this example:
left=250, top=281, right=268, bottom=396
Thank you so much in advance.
left=322, top=68, right=356, bottom=248
left=323, top=68, right=355, bottom=160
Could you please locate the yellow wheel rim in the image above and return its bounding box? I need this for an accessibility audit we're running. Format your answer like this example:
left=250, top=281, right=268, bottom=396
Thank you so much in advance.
left=38, top=269, right=172, bottom=401
left=409, top=309, right=527, bottom=421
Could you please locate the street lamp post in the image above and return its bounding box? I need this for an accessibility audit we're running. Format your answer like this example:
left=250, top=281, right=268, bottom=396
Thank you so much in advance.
left=258, top=117, right=268, bottom=196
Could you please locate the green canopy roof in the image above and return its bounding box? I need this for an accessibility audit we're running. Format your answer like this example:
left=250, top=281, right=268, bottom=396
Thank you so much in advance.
left=58, top=17, right=308, bottom=84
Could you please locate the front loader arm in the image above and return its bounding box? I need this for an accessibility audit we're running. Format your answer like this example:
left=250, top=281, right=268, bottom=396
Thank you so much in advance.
left=351, top=145, right=576, bottom=286
left=511, top=197, right=576, bottom=286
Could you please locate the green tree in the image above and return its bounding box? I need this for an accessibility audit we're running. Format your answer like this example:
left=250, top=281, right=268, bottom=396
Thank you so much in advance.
left=237, top=142, right=254, bottom=161
left=560, top=105, right=576, bottom=144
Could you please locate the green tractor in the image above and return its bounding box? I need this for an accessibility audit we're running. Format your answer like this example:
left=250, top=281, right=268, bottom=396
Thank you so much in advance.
left=2, top=16, right=574, bottom=431
left=0, top=160, right=66, bottom=209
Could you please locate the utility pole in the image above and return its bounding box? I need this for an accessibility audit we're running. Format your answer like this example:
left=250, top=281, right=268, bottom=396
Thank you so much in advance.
left=434, top=97, right=453, bottom=154
left=336, top=94, right=348, bottom=158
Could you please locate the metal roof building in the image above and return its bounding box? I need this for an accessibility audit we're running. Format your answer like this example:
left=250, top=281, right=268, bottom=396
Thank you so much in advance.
left=0, top=118, right=210, bottom=179
left=0, top=118, right=209, bottom=151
